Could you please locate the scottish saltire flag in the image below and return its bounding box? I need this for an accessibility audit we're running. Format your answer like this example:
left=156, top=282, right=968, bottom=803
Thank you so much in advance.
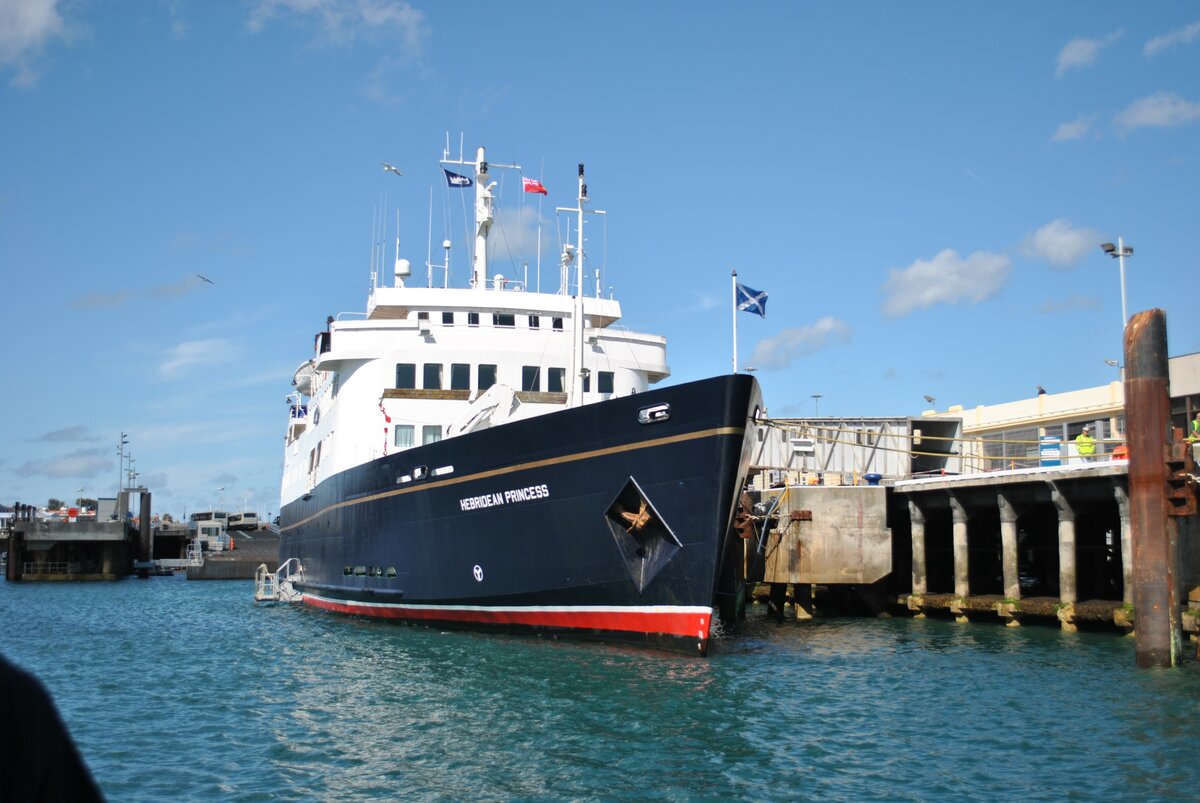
left=736, top=282, right=768, bottom=317
left=443, top=169, right=473, bottom=188
left=522, top=176, right=548, bottom=195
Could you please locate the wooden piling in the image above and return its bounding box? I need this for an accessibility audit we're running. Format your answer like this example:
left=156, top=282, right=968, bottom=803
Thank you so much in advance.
left=1124, top=308, right=1182, bottom=667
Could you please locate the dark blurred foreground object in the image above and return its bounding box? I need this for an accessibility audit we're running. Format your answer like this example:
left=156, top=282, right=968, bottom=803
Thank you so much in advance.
left=0, top=654, right=104, bottom=801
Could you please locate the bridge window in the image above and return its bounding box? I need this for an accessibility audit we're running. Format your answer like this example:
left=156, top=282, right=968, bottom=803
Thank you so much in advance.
left=552, top=317, right=564, bottom=331
left=443, top=312, right=455, bottom=325
left=478, top=364, right=497, bottom=391
left=451, top=363, right=470, bottom=390
left=493, top=313, right=516, bottom=327
left=423, top=363, right=442, bottom=390
left=396, top=363, right=416, bottom=389
left=529, top=315, right=540, bottom=329
left=522, top=366, right=541, bottom=392
left=468, top=312, right=480, bottom=326
left=548, top=367, right=566, bottom=393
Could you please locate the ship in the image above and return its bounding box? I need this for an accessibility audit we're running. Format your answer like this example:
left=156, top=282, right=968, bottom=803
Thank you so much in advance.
left=278, top=139, right=762, bottom=655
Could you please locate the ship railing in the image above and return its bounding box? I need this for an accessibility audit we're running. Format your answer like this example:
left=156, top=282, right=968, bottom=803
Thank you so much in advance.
left=254, top=558, right=304, bottom=603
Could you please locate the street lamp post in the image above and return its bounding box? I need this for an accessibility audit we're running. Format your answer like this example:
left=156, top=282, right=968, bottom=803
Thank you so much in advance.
left=117, top=433, right=128, bottom=493
left=1100, top=238, right=1133, bottom=328
left=811, top=393, right=822, bottom=417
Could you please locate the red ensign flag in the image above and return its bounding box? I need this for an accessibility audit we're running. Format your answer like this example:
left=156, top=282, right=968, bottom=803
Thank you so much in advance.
left=522, top=176, right=548, bottom=195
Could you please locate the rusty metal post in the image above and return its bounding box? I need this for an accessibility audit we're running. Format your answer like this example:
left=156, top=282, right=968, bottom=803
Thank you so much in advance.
left=139, top=492, right=152, bottom=563
left=1124, top=308, right=1182, bottom=667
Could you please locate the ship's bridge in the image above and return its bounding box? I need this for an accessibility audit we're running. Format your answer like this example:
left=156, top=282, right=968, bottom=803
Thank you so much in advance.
left=367, top=286, right=622, bottom=329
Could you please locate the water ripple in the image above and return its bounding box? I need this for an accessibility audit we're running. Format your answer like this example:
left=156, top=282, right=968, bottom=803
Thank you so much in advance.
left=3, top=578, right=1199, bottom=801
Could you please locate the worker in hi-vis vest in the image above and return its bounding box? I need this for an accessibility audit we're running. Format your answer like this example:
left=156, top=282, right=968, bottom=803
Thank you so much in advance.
left=1075, top=425, right=1096, bottom=462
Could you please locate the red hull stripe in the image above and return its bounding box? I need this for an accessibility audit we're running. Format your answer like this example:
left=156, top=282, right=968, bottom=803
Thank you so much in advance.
left=303, top=593, right=713, bottom=641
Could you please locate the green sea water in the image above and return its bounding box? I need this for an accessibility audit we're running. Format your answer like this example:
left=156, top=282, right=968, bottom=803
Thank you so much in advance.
left=2, top=575, right=1198, bottom=801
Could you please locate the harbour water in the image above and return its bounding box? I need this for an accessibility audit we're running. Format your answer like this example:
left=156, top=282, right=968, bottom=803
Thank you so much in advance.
left=3, top=576, right=1199, bottom=801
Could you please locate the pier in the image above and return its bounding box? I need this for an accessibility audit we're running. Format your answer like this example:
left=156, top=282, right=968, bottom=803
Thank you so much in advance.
left=743, top=312, right=1200, bottom=667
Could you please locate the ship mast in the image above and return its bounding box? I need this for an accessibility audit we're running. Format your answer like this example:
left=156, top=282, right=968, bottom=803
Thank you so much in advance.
left=559, top=163, right=605, bottom=408
left=441, top=143, right=520, bottom=290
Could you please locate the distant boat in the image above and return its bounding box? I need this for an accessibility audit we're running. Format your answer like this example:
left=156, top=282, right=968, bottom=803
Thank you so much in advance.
left=277, top=140, right=760, bottom=655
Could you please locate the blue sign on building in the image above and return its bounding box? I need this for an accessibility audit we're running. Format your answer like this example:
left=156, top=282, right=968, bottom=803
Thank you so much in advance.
left=1039, top=435, right=1062, bottom=467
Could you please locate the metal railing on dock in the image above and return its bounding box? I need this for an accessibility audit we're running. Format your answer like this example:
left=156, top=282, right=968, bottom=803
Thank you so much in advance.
left=254, top=558, right=304, bottom=603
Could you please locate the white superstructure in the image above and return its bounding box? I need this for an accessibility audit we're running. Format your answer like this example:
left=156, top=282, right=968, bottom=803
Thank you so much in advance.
left=280, top=144, right=670, bottom=507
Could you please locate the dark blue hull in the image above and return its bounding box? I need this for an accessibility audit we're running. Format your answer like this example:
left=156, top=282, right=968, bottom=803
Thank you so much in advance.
left=280, top=374, right=761, bottom=655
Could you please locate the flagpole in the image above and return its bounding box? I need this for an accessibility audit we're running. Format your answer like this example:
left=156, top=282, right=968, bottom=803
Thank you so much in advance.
left=731, top=269, right=738, bottom=374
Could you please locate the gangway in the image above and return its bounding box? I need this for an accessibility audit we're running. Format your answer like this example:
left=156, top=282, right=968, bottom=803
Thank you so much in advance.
left=254, top=558, right=304, bottom=603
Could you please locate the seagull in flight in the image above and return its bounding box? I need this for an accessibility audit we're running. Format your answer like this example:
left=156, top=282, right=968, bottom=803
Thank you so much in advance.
left=382, top=162, right=403, bottom=176
left=196, top=274, right=214, bottom=284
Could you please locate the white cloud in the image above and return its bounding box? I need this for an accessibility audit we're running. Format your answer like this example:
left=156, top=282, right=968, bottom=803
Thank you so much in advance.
left=1055, top=30, right=1123, bottom=77
left=1039, top=295, right=1099, bottom=314
left=1115, top=90, right=1200, bottom=130
left=71, top=275, right=208, bottom=310
left=748, top=316, right=852, bottom=371
left=1021, top=219, right=1101, bottom=269
left=33, top=426, right=102, bottom=443
left=247, top=0, right=428, bottom=54
left=160, top=338, right=241, bottom=379
left=0, top=0, right=67, bottom=85
left=18, top=448, right=112, bottom=479
left=1052, top=117, right=1093, bottom=142
left=882, top=249, right=1011, bottom=317
left=1144, top=20, right=1200, bottom=57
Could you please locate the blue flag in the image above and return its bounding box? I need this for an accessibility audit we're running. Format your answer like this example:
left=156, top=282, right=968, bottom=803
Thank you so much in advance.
left=443, top=168, right=473, bottom=188
left=736, top=282, right=768, bottom=317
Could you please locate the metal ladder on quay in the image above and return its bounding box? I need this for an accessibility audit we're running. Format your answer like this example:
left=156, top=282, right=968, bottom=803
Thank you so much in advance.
left=254, top=558, right=304, bottom=603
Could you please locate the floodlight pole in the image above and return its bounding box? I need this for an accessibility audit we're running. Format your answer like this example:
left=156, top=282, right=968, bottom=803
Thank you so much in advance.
left=1117, top=236, right=1129, bottom=327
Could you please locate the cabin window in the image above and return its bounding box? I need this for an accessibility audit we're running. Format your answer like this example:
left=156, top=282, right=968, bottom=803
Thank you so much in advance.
left=395, top=425, right=414, bottom=449
left=423, top=363, right=443, bottom=390
left=396, top=363, right=416, bottom=389
left=442, top=312, right=454, bottom=326
left=522, top=366, right=541, bottom=392
left=478, top=364, right=497, bottom=391
left=468, top=312, right=480, bottom=326
left=529, top=315, right=540, bottom=329
left=354, top=565, right=367, bottom=576
left=417, top=311, right=430, bottom=321
left=493, top=313, right=516, bottom=327
left=552, top=317, right=564, bottom=331
left=548, top=367, right=566, bottom=393
left=598, top=371, right=614, bottom=394
left=451, top=363, right=470, bottom=390
left=582, top=373, right=591, bottom=393
left=386, top=567, right=397, bottom=578
left=422, top=425, right=442, bottom=445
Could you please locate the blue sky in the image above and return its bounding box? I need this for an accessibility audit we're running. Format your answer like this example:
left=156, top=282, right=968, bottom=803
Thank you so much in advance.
left=2, top=1, right=1198, bottom=517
